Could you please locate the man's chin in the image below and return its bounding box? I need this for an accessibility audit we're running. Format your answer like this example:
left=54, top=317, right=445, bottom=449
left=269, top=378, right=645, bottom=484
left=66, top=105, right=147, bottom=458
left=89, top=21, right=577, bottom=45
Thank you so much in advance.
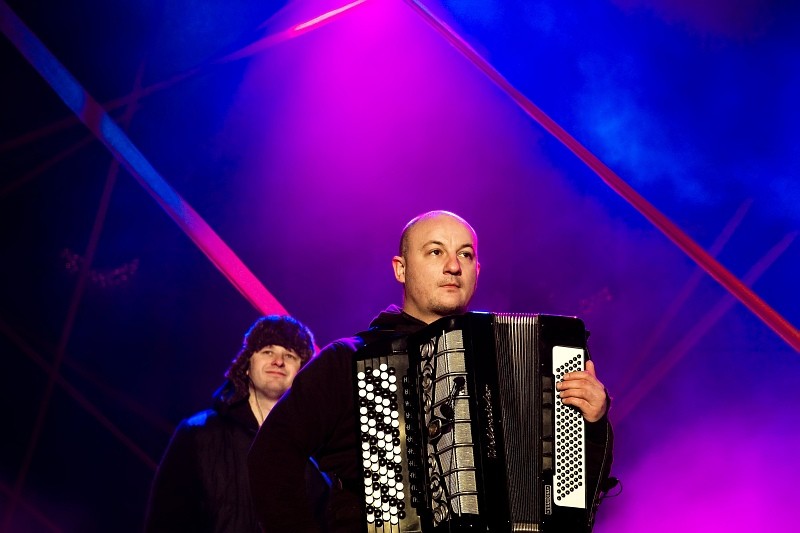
left=430, top=303, right=467, bottom=318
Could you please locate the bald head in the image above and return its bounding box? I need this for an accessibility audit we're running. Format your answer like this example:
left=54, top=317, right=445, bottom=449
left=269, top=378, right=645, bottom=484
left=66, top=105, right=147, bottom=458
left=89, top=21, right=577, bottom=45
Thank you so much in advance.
left=398, top=210, right=478, bottom=259
left=393, top=211, right=480, bottom=323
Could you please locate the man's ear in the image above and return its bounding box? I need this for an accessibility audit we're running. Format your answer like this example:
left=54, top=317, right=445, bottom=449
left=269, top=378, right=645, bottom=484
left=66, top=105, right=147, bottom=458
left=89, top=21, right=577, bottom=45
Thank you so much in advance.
left=392, top=256, right=406, bottom=283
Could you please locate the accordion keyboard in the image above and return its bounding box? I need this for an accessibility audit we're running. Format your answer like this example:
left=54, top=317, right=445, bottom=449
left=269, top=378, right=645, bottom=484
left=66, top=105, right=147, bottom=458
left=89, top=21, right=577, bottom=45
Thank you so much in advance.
left=553, top=346, right=586, bottom=508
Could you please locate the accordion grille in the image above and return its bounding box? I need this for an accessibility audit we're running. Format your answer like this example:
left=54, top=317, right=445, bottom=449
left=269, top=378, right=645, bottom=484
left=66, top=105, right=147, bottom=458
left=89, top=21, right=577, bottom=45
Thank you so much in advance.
left=494, top=313, right=541, bottom=524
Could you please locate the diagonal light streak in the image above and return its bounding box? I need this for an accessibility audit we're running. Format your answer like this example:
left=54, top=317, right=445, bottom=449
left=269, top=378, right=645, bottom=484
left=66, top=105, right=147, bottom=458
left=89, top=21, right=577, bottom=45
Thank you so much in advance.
left=0, top=315, right=160, bottom=469
left=0, top=72, right=196, bottom=154
left=0, top=134, right=94, bottom=199
left=3, top=89, right=128, bottom=531
left=613, top=231, right=798, bottom=422
left=0, top=0, right=371, bottom=155
left=293, top=0, right=368, bottom=32
left=0, top=0, right=288, bottom=317
left=0, top=313, right=173, bottom=436
left=0, top=5, right=292, bottom=525
left=616, top=199, right=754, bottom=392
left=223, top=0, right=370, bottom=62
left=403, top=0, right=799, bottom=352
left=0, top=480, right=62, bottom=532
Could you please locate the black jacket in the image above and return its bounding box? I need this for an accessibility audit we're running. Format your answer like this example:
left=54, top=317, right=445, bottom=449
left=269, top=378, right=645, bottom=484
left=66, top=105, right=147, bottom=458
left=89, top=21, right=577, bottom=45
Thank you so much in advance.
left=145, top=382, right=261, bottom=532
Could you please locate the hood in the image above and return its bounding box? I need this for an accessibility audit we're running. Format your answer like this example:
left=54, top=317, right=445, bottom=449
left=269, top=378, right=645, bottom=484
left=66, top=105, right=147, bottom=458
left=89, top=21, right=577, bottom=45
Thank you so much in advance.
left=209, top=380, right=258, bottom=432
left=211, top=379, right=238, bottom=408
left=363, top=304, right=427, bottom=336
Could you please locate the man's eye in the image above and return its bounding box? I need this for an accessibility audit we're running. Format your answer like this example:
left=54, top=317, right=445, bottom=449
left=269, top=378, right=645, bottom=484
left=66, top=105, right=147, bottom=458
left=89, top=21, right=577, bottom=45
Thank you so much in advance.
left=429, top=249, right=441, bottom=256
left=459, top=251, right=473, bottom=259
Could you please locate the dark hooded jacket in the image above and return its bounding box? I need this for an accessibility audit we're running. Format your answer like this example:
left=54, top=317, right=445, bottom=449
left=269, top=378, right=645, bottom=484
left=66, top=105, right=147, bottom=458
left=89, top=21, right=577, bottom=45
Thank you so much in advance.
left=247, top=306, right=614, bottom=532
left=144, top=382, right=327, bottom=532
left=144, top=382, right=260, bottom=532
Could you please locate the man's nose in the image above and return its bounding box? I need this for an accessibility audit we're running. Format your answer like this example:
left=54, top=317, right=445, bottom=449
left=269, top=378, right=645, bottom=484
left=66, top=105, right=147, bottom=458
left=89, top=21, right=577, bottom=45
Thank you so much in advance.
left=443, top=253, right=462, bottom=274
left=271, top=354, right=286, bottom=366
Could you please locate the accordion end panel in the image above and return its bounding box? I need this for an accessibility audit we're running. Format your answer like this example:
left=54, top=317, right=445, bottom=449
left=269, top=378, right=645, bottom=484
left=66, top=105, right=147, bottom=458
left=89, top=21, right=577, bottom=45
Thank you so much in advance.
left=537, top=314, right=591, bottom=532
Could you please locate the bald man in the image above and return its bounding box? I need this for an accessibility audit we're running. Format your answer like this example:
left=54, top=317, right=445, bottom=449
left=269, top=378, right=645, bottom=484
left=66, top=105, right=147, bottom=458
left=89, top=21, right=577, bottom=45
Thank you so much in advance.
left=248, top=211, right=613, bottom=532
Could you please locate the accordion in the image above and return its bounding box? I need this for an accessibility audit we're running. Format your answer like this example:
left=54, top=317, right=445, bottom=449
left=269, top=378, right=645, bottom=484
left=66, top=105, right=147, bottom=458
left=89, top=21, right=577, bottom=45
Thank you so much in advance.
left=353, top=312, right=594, bottom=532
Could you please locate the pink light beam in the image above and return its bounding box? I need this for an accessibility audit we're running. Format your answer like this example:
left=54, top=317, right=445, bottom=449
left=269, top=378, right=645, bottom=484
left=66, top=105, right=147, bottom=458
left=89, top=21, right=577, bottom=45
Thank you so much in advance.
left=0, top=0, right=288, bottom=317
left=403, top=0, right=800, bottom=353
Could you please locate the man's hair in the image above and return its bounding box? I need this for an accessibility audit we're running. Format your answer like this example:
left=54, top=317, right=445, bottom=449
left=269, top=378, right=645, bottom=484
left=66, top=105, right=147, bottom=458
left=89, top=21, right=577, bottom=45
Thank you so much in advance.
left=398, top=210, right=477, bottom=257
left=223, top=315, right=315, bottom=404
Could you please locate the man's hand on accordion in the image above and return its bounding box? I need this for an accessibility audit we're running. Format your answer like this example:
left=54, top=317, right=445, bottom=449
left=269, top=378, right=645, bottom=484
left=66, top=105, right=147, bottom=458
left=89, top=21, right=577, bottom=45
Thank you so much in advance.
left=556, top=360, right=608, bottom=423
